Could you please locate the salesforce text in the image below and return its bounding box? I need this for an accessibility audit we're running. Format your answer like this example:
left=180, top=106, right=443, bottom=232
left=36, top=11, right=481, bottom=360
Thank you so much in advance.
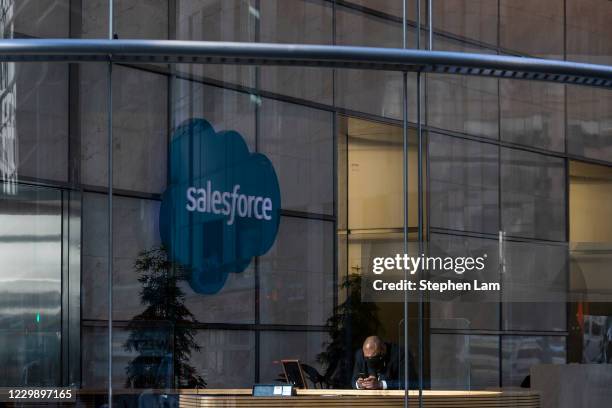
left=185, top=181, right=273, bottom=226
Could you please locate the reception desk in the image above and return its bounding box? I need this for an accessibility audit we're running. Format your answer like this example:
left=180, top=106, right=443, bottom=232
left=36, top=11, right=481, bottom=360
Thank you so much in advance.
left=61, top=388, right=539, bottom=407
left=178, top=389, right=540, bottom=407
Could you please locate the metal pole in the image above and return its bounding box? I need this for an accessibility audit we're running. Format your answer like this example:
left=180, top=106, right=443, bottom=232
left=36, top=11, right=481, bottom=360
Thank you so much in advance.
left=417, top=2, right=434, bottom=406
left=417, top=71, right=424, bottom=408
left=416, top=0, right=421, bottom=50
left=428, top=0, right=433, bottom=50
left=107, top=1, right=113, bottom=407
left=402, top=71, right=409, bottom=408
left=416, top=2, right=425, bottom=408
left=402, top=1, right=409, bottom=407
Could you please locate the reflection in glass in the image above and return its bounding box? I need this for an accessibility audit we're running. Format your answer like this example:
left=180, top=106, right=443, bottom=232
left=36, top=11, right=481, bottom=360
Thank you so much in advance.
left=429, top=133, right=499, bottom=234
left=429, top=234, right=500, bottom=331
left=500, top=80, right=565, bottom=153
left=430, top=334, right=499, bottom=390
left=12, top=62, right=69, bottom=183
left=105, top=0, right=167, bottom=39
left=123, top=247, right=205, bottom=389
left=82, top=194, right=161, bottom=321
left=427, top=74, right=498, bottom=139
left=259, top=0, right=334, bottom=104
left=500, top=0, right=564, bottom=58
left=259, top=216, right=334, bottom=326
left=567, top=86, right=612, bottom=164
left=259, top=99, right=334, bottom=215
left=174, top=0, right=256, bottom=87
left=0, top=184, right=62, bottom=386
left=502, top=335, right=566, bottom=387
left=172, top=79, right=256, bottom=150
left=12, top=0, right=69, bottom=38
left=3, top=0, right=611, bottom=400
left=192, top=330, right=255, bottom=388
left=432, top=0, right=497, bottom=46
left=569, top=162, right=612, bottom=362
left=501, top=147, right=565, bottom=241
left=501, top=240, right=567, bottom=331
left=335, top=6, right=417, bottom=121
left=566, top=0, right=612, bottom=65
left=427, top=39, right=498, bottom=140
left=81, top=65, right=167, bottom=194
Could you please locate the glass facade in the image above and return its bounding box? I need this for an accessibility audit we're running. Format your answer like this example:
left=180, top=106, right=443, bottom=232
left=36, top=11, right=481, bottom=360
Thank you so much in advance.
left=1, top=1, right=612, bottom=407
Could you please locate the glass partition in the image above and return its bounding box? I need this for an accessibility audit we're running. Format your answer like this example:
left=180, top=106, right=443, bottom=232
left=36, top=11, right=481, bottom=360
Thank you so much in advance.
left=0, top=60, right=108, bottom=407
left=0, top=1, right=612, bottom=407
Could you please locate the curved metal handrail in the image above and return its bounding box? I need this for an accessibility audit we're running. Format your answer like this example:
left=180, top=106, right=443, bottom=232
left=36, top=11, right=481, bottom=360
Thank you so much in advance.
left=0, top=39, right=611, bottom=88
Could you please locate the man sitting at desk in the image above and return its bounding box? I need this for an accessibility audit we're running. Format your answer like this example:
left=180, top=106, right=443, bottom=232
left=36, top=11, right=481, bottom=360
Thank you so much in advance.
left=352, top=336, right=416, bottom=389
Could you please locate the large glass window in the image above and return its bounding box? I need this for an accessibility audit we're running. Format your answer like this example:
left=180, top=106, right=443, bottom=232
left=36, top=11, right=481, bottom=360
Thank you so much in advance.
left=569, top=161, right=612, bottom=363
left=0, top=185, right=63, bottom=386
left=1, top=2, right=612, bottom=407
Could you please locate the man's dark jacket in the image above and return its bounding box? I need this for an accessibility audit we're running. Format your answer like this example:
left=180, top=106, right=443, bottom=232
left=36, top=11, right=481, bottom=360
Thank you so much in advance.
left=351, top=342, right=417, bottom=389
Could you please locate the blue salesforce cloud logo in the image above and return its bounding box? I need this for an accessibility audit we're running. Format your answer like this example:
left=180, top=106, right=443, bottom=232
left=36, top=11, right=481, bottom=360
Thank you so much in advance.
left=160, top=118, right=281, bottom=294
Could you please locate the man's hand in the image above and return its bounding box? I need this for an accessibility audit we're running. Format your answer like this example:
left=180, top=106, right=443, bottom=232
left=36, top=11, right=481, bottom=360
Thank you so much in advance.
left=361, top=375, right=383, bottom=390
left=356, top=377, right=366, bottom=389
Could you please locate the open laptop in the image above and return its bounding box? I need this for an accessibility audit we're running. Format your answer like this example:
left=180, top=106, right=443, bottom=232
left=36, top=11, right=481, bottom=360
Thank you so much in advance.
left=281, top=359, right=308, bottom=389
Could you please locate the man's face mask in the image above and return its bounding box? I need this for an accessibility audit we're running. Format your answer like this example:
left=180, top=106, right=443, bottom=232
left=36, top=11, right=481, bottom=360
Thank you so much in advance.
left=366, top=354, right=385, bottom=372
